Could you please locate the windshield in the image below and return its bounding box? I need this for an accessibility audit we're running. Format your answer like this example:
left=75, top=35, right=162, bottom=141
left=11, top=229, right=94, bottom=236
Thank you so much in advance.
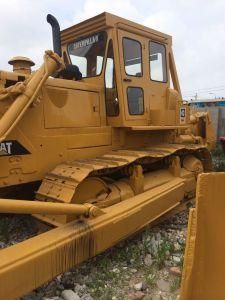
left=68, top=32, right=107, bottom=78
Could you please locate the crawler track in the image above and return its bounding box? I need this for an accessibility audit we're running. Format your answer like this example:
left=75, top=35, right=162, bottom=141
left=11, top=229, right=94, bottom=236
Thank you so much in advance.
left=37, top=143, right=212, bottom=204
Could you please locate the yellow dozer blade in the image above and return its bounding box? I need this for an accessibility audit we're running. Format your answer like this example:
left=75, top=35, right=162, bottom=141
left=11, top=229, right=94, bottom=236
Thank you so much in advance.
left=180, top=172, right=225, bottom=300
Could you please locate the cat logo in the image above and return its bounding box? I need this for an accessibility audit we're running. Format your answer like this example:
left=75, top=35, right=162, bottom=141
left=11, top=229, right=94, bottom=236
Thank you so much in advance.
left=0, top=140, right=30, bottom=156
left=0, top=142, right=13, bottom=155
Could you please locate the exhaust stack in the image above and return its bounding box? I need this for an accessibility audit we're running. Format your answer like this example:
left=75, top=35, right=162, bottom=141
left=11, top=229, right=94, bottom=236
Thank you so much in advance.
left=47, top=14, right=62, bottom=57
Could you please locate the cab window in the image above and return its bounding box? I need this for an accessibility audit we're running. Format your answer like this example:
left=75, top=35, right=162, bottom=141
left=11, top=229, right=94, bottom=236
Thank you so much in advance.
left=149, top=42, right=167, bottom=82
left=105, top=40, right=119, bottom=116
left=123, top=38, right=142, bottom=76
left=127, top=87, right=144, bottom=115
left=68, top=32, right=107, bottom=78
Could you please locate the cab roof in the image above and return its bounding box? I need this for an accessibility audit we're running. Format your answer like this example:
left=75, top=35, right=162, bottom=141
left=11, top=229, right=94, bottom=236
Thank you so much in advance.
left=61, top=12, right=172, bottom=45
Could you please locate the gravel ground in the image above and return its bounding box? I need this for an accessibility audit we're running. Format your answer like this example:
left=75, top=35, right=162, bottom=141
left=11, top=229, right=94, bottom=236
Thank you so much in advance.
left=0, top=215, right=39, bottom=248
left=0, top=208, right=189, bottom=300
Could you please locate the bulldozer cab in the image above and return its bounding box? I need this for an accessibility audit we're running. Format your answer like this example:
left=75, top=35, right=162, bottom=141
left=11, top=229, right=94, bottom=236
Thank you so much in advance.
left=61, top=12, right=185, bottom=128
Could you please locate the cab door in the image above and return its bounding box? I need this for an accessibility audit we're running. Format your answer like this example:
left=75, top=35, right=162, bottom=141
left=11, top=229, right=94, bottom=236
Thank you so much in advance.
left=118, top=30, right=149, bottom=124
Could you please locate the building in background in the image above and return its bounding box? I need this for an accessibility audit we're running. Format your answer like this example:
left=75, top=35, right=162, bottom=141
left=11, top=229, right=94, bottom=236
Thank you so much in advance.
left=189, top=98, right=225, bottom=140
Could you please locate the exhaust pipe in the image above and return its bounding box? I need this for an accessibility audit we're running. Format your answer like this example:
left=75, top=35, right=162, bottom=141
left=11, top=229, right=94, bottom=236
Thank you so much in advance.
left=47, top=14, right=62, bottom=57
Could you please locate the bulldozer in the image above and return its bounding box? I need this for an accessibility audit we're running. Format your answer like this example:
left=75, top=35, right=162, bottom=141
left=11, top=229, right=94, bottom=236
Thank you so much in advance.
left=0, top=12, right=215, bottom=299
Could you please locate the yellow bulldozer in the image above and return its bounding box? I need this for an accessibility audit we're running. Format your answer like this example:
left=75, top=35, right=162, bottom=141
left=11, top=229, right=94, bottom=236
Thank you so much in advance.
left=0, top=12, right=216, bottom=299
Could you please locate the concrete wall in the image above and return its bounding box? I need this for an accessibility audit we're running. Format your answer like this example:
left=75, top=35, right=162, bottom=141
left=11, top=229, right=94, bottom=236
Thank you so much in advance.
left=219, top=107, right=225, bottom=138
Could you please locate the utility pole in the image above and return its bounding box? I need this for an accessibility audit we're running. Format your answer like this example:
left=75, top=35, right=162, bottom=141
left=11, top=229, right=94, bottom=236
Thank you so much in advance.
left=194, top=93, right=198, bottom=101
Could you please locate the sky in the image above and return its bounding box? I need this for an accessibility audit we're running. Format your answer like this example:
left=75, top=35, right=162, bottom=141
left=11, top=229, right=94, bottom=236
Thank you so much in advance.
left=0, top=0, right=225, bottom=100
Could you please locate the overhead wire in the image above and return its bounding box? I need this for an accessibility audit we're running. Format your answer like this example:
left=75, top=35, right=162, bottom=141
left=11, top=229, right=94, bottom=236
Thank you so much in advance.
left=182, top=85, right=225, bottom=98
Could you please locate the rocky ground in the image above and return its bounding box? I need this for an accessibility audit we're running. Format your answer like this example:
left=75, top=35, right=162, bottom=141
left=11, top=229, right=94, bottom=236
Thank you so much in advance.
left=212, top=144, right=225, bottom=171
left=0, top=214, right=39, bottom=249
left=0, top=208, right=189, bottom=300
